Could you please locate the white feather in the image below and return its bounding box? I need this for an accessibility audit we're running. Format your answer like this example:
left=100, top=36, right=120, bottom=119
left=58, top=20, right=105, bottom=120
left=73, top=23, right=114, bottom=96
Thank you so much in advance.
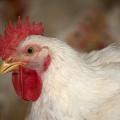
left=23, top=35, right=120, bottom=120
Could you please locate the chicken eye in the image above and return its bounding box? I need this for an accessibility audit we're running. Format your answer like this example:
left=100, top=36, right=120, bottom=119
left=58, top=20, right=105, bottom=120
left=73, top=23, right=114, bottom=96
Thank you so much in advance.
left=27, top=47, right=34, bottom=54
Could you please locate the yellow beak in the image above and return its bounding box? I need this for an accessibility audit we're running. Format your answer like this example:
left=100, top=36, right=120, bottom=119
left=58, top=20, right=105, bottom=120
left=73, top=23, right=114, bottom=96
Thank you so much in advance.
left=0, top=59, right=23, bottom=74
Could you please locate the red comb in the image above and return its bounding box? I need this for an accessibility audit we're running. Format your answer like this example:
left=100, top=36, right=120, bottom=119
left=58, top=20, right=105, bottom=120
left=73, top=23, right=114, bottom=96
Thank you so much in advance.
left=0, top=16, right=44, bottom=60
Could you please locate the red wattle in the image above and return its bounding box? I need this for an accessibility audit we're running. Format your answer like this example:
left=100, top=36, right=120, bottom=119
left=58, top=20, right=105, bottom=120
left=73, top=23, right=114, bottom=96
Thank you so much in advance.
left=12, top=66, right=42, bottom=101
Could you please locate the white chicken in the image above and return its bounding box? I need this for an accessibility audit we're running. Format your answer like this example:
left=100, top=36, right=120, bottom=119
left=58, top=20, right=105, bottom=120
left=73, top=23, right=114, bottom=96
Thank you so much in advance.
left=0, top=18, right=120, bottom=120
left=26, top=37, right=120, bottom=120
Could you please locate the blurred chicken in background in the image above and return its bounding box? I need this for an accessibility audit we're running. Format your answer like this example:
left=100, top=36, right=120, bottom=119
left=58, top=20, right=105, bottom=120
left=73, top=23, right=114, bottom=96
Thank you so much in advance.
left=64, top=8, right=114, bottom=52
left=0, top=0, right=120, bottom=120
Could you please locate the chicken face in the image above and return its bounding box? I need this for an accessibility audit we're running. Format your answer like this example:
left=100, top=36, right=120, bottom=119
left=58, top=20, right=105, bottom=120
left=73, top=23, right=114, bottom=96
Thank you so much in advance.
left=0, top=17, right=50, bottom=101
left=0, top=40, right=51, bottom=101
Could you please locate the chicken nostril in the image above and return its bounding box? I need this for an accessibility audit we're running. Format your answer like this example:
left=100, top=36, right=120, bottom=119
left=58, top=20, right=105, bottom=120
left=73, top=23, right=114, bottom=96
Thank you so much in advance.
left=6, top=58, right=14, bottom=63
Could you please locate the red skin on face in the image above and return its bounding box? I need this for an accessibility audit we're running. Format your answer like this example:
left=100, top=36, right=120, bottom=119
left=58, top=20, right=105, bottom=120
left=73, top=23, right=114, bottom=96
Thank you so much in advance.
left=12, top=54, right=51, bottom=101
left=12, top=66, right=42, bottom=101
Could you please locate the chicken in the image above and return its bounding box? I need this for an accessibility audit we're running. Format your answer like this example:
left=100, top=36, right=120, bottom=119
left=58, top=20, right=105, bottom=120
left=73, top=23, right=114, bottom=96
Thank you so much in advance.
left=1, top=17, right=120, bottom=120
left=64, top=8, right=114, bottom=52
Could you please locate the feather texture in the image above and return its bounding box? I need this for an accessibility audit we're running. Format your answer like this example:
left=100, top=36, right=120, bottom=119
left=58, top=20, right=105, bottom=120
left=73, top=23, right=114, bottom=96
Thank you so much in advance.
left=22, top=36, right=120, bottom=120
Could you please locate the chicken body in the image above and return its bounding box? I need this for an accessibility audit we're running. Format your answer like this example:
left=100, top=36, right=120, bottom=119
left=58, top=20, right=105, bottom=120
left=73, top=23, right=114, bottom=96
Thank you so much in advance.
left=23, top=36, right=120, bottom=120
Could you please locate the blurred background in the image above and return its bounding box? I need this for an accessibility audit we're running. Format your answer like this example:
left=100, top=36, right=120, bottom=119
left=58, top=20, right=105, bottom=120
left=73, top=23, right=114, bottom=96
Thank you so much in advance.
left=0, top=0, right=120, bottom=120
